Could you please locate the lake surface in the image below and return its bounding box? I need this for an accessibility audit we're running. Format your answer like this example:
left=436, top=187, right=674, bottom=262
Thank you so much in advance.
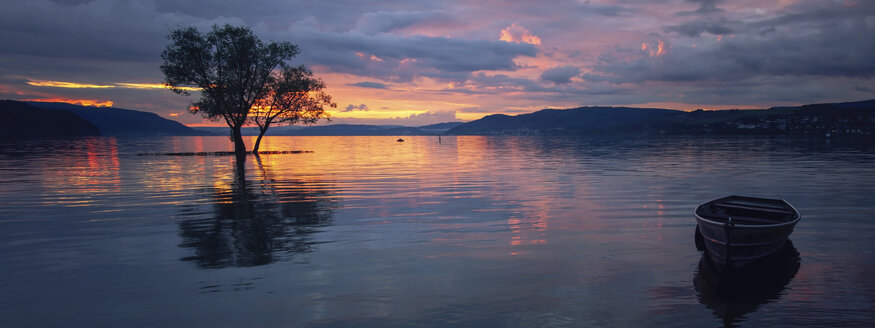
left=1, top=136, right=873, bottom=327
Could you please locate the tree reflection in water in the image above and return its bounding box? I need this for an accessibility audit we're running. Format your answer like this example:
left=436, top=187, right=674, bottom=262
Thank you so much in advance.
left=694, top=240, right=801, bottom=328
left=177, top=156, right=338, bottom=268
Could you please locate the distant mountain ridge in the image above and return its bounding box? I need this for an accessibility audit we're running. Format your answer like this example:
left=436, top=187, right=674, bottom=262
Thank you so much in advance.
left=27, top=101, right=207, bottom=137
left=192, top=122, right=465, bottom=136
left=1, top=100, right=101, bottom=137
left=8, top=98, right=874, bottom=138
left=446, top=99, right=875, bottom=136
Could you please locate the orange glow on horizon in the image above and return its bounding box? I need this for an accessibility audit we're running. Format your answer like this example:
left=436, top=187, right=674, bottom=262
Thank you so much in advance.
left=116, top=83, right=200, bottom=91
left=26, top=98, right=114, bottom=107
left=27, top=80, right=114, bottom=89
left=27, top=80, right=200, bottom=91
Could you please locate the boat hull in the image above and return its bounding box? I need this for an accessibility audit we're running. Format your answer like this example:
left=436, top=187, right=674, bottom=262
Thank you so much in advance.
left=694, top=196, right=800, bottom=269
left=696, top=219, right=797, bottom=268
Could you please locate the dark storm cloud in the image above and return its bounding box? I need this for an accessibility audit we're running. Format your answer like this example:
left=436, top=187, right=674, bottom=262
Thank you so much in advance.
left=151, top=0, right=431, bottom=31
left=664, top=19, right=733, bottom=37
left=274, top=24, right=537, bottom=81
left=540, top=66, right=581, bottom=84
left=0, top=1, right=160, bottom=61
left=677, top=0, right=725, bottom=15
left=585, top=3, right=875, bottom=84
left=468, top=73, right=548, bottom=93
left=576, top=1, right=636, bottom=17
left=448, top=73, right=628, bottom=102
left=0, top=0, right=537, bottom=104
left=352, top=10, right=456, bottom=34
left=0, top=0, right=248, bottom=86
left=348, top=82, right=389, bottom=89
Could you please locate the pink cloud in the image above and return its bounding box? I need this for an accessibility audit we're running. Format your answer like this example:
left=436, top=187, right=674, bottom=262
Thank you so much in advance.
left=499, top=23, right=541, bottom=45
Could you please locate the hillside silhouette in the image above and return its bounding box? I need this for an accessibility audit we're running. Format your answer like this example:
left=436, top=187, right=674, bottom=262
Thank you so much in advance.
left=27, top=101, right=208, bottom=137
left=1, top=100, right=100, bottom=137
left=447, top=99, right=875, bottom=137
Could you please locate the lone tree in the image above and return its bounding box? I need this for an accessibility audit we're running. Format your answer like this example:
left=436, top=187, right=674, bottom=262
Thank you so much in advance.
left=160, top=24, right=299, bottom=158
left=250, top=65, right=335, bottom=153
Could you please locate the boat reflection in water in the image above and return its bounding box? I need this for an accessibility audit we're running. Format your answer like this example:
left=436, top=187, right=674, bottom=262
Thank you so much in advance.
left=176, top=157, right=338, bottom=269
left=694, top=240, right=801, bottom=327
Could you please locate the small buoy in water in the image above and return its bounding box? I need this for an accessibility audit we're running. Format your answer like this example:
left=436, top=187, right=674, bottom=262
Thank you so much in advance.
left=397, top=138, right=404, bottom=142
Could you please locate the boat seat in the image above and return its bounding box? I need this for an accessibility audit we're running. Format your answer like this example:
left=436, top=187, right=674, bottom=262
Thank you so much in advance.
left=724, top=215, right=783, bottom=224
left=698, top=210, right=785, bottom=224
left=713, top=203, right=795, bottom=215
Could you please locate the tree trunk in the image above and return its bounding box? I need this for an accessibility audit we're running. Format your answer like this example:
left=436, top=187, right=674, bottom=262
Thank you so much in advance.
left=253, top=124, right=269, bottom=154
left=230, top=125, right=247, bottom=160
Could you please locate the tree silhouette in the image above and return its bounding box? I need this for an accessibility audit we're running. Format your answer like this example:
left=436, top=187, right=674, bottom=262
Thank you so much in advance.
left=177, top=157, right=338, bottom=268
left=161, top=24, right=299, bottom=159
left=250, top=65, right=335, bottom=153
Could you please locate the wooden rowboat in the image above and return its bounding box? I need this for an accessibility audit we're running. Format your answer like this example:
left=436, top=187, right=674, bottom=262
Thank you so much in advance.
left=694, top=195, right=800, bottom=269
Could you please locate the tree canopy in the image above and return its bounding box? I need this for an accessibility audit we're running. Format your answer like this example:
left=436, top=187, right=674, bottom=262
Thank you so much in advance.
left=250, top=65, right=335, bottom=153
left=160, top=24, right=306, bottom=158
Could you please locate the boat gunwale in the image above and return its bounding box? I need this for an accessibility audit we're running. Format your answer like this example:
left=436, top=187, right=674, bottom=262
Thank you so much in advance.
left=694, top=196, right=801, bottom=229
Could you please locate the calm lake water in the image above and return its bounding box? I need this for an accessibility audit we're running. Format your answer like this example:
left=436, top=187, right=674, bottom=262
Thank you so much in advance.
left=1, top=136, right=874, bottom=327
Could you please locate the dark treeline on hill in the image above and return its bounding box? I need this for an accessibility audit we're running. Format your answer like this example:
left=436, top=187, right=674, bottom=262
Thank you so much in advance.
left=24, top=101, right=208, bottom=137
left=446, top=99, right=875, bottom=137
left=5, top=98, right=875, bottom=138
left=0, top=100, right=101, bottom=137
left=1, top=100, right=209, bottom=137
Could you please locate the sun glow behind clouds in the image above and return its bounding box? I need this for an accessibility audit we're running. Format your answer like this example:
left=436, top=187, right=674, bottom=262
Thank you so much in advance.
left=25, top=98, right=114, bottom=107
left=27, top=80, right=200, bottom=91
left=116, top=83, right=200, bottom=91
left=27, top=81, right=114, bottom=88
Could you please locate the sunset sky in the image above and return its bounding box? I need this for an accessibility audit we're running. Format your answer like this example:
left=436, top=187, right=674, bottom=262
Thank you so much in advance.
left=1, top=0, right=874, bottom=126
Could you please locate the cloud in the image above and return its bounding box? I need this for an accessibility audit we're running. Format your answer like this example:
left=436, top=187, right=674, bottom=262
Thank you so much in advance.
left=331, top=110, right=460, bottom=126
left=343, top=103, right=369, bottom=112
left=27, top=80, right=200, bottom=91
left=353, top=10, right=456, bottom=35
left=541, top=66, right=581, bottom=84
left=27, top=80, right=114, bottom=88
left=677, top=0, right=725, bottom=15
left=581, top=2, right=635, bottom=17
left=664, top=19, right=733, bottom=37
left=1, top=0, right=873, bottom=124
left=585, top=5, right=875, bottom=84
left=348, top=81, right=389, bottom=89
left=499, top=23, right=542, bottom=45
left=25, top=97, right=113, bottom=107
left=273, top=24, right=538, bottom=82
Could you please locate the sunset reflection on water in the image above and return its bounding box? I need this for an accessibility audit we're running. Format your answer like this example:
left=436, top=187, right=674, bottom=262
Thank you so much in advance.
left=1, top=136, right=874, bottom=327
